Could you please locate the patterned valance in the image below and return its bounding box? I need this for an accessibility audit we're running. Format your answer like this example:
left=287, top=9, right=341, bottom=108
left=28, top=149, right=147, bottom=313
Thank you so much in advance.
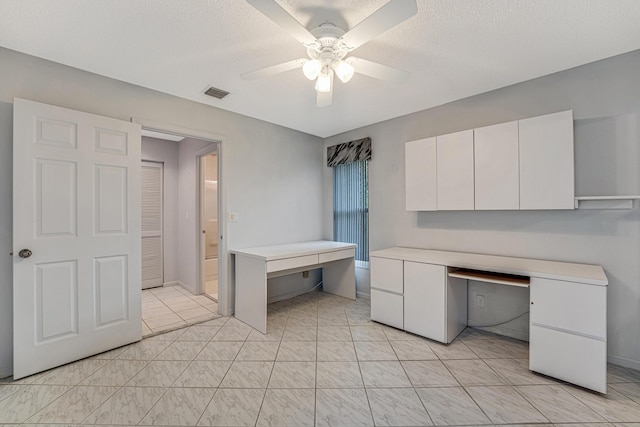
left=327, top=137, right=372, bottom=167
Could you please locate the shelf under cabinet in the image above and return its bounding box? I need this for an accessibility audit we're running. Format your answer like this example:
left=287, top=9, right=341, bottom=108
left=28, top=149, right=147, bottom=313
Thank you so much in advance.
left=448, top=268, right=530, bottom=288
left=574, top=195, right=640, bottom=210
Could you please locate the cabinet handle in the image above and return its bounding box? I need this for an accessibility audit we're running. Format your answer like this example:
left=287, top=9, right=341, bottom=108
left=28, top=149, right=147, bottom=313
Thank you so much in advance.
left=531, top=301, right=534, bottom=305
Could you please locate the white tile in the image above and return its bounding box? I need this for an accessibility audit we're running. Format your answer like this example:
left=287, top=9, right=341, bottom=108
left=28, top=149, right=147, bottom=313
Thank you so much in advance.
left=155, top=340, right=207, bottom=361
left=316, top=388, right=373, bottom=427
left=172, top=361, right=232, bottom=388
left=316, top=362, right=363, bottom=388
left=360, top=361, right=411, bottom=387
left=354, top=340, right=397, bottom=361
left=443, top=359, right=506, bottom=386
left=126, top=360, right=189, bottom=387
left=141, top=387, right=216, bottom=426
left=401, top=360, right=458, bottom=387
left=0, top=385, right=71, bottom=423
left=26, top=385, right=117, bottom=423
left=466, top=385, right=548, bottom=424
left=517, top=385, right=605, bottom=423
left=277, top=341, right=317, bottom=361
left=198, top=388, right=265, bottom=426
left=416, top=386, right=490, bottom=425
left=269, top=361, right=316, bottom=388
left=196, top=341, right=244, bottom=361
left=219, top=361, right=274, bottom=388
left=236, top=341, right=280, bottom=361
left=80, top=360, right=148, bottom=386
left=389, top=339, right=438, bottom=360
left=317, top=341, right=357, bottom=361
left=318, top=326, right=352, bottom=341
left=257, top=388, right=315, bottom=426
left=350, top=325, right=387, bottom=341
left=83, top=386, right=165, bottom=425
left=367, top=388, right=432, bottom=426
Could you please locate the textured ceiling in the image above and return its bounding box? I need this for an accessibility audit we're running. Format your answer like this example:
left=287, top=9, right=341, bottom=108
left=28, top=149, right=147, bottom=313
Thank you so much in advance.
left=1, top=0, right=640, bottom=137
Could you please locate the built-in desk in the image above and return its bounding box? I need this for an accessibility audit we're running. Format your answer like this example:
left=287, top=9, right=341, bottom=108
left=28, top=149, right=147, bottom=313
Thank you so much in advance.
left=370, top=247, right=608, bottom=393
left=232, top=241, right=356, bottom=334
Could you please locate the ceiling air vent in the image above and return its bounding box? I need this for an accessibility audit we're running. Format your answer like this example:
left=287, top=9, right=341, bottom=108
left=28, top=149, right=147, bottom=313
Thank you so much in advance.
left=204, top=86, right=229, bottom=99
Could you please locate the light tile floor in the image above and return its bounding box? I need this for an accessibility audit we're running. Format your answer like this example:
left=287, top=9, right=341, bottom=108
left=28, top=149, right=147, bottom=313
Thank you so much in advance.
left=1, top=290, right=640, bottom=426
left=142, top=286, right=219, bottom=336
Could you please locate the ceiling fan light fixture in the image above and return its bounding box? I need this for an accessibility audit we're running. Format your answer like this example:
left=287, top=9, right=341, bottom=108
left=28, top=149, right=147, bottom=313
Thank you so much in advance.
left=333, top=60, right=355, bottom=83
left=315, top=69, right=333, bottom=93
left=302, top=59, right=322, bottom=80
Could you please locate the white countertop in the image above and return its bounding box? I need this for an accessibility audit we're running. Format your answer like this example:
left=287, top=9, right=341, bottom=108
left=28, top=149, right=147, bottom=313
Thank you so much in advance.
left=231, top=240, right=356, bottom=261
left=371, top=247, right=608, bottom=286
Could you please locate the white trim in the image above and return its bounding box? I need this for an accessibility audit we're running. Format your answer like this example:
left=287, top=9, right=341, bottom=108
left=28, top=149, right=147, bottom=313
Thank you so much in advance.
left=608, top=353, right=640, bottom=371
left=356, top=291, right=370, bottom=299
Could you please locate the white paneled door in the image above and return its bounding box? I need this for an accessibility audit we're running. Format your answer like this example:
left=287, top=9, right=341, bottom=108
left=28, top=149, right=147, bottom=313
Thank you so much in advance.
left=12, top=98, right=142, bottom=379
left=141, top=161, right=163, bottom=289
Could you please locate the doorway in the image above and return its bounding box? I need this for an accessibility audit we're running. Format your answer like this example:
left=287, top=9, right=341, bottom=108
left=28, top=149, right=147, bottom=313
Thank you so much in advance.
left=136, top=119, right=228, bottom=323
left=201, top=153, right=219, bottom=301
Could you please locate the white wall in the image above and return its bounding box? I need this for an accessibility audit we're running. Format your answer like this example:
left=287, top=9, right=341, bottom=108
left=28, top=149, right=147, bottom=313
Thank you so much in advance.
left=0, top=47, right=324, bottom=377
left=323, top=49, right=640, bottom=369
left=141, top=136, right=179, bottom=284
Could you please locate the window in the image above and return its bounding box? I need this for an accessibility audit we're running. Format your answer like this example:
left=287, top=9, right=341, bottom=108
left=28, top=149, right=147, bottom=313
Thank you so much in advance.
left=333, top=160, right=369, bottom=264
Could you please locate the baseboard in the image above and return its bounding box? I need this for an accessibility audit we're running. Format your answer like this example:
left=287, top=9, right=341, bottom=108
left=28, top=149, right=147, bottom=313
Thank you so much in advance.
left=608, top=354, right=640, bottom=371
left=0, top=365, right=12, bottom=380
left=267, top=283, right=320, bottom=304
left=162, top=281, right=181, bottom=288
left=356, top=291, right=370, bottom=300
left=467, top=322, right=529, bottom=342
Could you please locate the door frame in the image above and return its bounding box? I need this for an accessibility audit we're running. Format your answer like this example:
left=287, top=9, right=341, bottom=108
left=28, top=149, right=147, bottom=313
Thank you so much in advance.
left=131, top=118, right=231, bottom=316
left=197, top=148, right=220, bottom=301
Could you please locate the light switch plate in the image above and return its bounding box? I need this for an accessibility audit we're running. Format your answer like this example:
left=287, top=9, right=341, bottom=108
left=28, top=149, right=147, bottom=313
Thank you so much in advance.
left=228, top=212, right=239, bottom=223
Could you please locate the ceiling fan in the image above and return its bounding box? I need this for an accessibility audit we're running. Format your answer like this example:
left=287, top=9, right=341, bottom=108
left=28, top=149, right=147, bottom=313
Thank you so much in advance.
left=242, top=0, right=418, bottom=107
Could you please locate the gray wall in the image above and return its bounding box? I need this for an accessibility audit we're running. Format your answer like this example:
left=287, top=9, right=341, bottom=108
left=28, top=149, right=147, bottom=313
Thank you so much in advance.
left=323, top=50, right=640, bottom=369
left=0, top=47, right=324, bottom=377
left=141, top=136, right=180, bottom=284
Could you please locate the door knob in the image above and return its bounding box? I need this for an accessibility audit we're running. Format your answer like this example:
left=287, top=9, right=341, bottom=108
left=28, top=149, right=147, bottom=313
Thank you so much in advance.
left=18, top=249, right=32, bottom=258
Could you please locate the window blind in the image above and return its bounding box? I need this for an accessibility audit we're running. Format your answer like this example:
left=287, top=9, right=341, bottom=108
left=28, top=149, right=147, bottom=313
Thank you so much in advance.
left=333, top=160, right=369, bottom=262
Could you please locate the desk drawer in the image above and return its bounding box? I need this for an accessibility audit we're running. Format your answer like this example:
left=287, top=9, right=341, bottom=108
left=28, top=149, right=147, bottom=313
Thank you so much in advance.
left=530, top=325, right=606, bottom=393
left=319, top=248, right=355, bottom=263
left=370, top=257, right=403, bottom=293
left=530, top=277, right=606, bottom=338
left=267, top=254, right=318, bottom=273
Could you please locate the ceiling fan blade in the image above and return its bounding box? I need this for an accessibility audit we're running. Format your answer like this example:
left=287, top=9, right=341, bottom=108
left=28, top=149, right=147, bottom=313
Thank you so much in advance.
left=247, top=0, right=317, bottom=45
left=341, top=0, right=417, bottom=50
left=348, top=57, right=410, bottom=84
left=317, top=88, right=333, bottom=107
left=241, top=58, right=306, bottom=80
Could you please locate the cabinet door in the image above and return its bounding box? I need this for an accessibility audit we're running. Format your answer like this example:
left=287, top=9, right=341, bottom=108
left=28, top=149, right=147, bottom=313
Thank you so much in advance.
left=404, top=261, right=446, bottom=342
left=530, top=277, right=606, bottom=339
left=436, top=130, right=474, bottom=210
left=519, top=110, right=574, bottom=210
left=405, top=138, right=437, bottom=211
left=474, top=121, right=519, bottom=210
left=370, top=257, right=403, bottom=294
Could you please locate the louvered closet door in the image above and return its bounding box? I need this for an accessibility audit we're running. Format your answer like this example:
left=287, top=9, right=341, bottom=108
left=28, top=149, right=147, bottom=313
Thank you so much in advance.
left=141, top=161, right=163, bottom=289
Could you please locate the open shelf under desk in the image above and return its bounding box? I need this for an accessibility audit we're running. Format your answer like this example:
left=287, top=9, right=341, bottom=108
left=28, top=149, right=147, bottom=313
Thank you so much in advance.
left=448, top=268, right=530, bottom=288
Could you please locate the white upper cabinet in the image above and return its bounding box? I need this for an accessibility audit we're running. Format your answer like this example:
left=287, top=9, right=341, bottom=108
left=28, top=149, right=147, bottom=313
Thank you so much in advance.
left=519, top=110, right=575, bottom=210
left=405, top=137, right=437, bottom=211
left=436, top=130, right=474, bottom=210
left=474, top=121, right=520, bottom=210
